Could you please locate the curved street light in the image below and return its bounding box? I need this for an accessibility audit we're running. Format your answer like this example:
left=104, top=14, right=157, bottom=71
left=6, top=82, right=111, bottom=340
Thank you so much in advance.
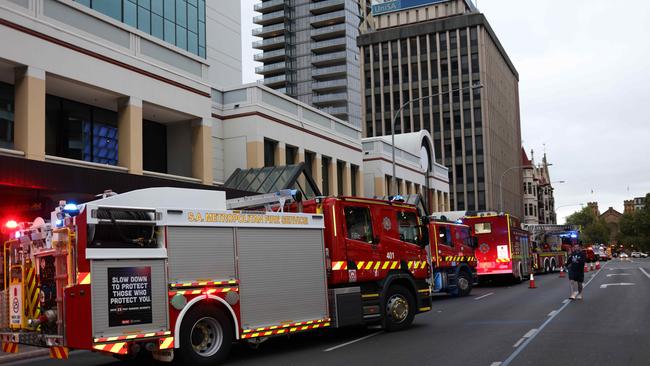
left=390, top=83, right=483, bottom=196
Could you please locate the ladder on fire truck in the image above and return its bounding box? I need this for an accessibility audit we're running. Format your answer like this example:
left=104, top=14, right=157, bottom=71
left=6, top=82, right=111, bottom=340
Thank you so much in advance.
left=225, top=189, right=299, bottom=212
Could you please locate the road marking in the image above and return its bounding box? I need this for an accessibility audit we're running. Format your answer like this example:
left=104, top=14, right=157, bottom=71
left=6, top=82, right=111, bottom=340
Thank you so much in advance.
left=640, top=267, right=650, bottom=279
left=499, top=262, right=606, bottom=366
left=606, top=273, right=630, bottom=277
left=475, top=292, right=494, bottom=300
left=548, top=310, right=558, bottom=317
left=522, top=328, right=537, bottom=338
left=490, top=362, right=502, bottom=366
left=600, top=283, right=635, bottom=288
left=323, top=331, right=383, bottom=352
left=562, top=299, right=570, bottom=304
left=512, top=338, right=525, bottom=348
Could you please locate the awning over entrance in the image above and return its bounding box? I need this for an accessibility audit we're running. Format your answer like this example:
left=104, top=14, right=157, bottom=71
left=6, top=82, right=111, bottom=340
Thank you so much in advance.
left=224, top=163, right=321, bottom=199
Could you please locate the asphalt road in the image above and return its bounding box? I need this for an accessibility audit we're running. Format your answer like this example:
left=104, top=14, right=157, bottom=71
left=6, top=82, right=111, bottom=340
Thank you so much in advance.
left=10, top=258, right=650, bottom=366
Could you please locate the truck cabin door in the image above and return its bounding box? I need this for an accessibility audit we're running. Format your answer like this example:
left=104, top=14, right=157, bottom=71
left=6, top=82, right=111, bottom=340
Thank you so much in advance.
left=393, top=209, right=424, bottom=261
left=342, top=204, right=382, bottom=282
left=435, top=225, right=454, bottom=265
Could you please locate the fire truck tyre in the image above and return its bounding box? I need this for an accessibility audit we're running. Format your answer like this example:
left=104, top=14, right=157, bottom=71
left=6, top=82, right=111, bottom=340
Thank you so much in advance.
left=456, top=271, right=472, bottom=297
left=178, top=304, right=233, bottom=366
left=384, top=285, right=415, bottom=331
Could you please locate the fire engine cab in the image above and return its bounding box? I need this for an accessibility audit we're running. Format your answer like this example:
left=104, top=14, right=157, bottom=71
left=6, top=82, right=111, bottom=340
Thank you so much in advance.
left=0, top=188, right=431, bottom=364
left=427, top=216, right=478, bottom=296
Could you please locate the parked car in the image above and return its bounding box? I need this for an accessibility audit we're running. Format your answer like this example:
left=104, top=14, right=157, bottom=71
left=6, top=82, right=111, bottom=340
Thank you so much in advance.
left=619, top=253, right=629, bottom=258
left=631, top=252, right=641, bottom=258
left=640, top=252, right=648, bottom=258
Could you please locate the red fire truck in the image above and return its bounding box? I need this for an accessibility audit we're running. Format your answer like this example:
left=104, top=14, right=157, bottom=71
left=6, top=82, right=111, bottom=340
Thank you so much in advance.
left=0, top=188, right=431, bottom=364
left=460, top=213, right=531, bottom=282
left=523, top=224, right=580, bottom=273
left=427, top=218, right=478, bottom=296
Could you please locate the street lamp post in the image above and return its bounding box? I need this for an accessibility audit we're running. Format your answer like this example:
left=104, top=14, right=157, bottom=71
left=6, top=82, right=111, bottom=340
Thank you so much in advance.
left=391, top=83, right=483, bottom=196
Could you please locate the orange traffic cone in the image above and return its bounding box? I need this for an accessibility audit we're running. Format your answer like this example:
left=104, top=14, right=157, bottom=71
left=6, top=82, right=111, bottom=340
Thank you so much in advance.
left=596, top=261, right=601, bottom=270
left=559, top=266, right=566, bottom=278
left=529, top=273, right=536, bottom=289
left=584, top=263, right=589, bottom=272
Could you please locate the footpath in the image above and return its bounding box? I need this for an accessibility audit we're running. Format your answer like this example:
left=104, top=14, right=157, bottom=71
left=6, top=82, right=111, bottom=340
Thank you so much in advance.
left=0, top=345, right=49, bottom=365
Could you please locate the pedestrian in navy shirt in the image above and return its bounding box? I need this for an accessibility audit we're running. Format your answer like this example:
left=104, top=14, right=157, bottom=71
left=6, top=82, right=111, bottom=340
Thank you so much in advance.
left=566, top=243, right=586, bottom=300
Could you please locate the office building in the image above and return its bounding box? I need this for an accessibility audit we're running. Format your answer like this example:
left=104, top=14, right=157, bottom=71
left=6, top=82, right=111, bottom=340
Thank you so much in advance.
left=358, top=0, right=523, bottom=217
left=252, top=0, right=363, bottom=127
left=0, top=0, right=243, bottom=221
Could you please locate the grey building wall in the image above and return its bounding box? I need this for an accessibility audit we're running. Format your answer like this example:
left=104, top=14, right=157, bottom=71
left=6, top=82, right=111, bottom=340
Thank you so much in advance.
left=206, top=0, right=243, bottom=88
left=358, top=13, right=523, bottom=217
left=253, top=0, right=362, bottom=127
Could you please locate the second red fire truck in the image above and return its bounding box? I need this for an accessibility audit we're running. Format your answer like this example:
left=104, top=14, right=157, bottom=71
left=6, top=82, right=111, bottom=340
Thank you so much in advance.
left=0, top=188, right=431, bottom=364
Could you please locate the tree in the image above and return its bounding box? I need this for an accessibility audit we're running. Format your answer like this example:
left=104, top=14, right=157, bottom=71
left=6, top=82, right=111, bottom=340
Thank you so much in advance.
left=618, top=193, right=650, bottom=251
left=565, top=206, right=611, bottom=244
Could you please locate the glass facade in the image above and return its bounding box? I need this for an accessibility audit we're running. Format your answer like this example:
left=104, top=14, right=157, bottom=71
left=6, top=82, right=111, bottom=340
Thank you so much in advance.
left=76, top=0, right=206, bottom=58
left=45, top=95, right=119, bottom=165
left=0, top=82, right=14, bottom=149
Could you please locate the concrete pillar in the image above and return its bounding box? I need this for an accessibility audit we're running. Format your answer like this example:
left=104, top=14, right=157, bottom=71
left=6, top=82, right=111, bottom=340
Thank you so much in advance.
left=399, top=179, right=407, bottom=196
left=433, top=189, right=439, bottom=212
left=14, top=66, right=45, bottom=160
left=342, top=161, right=351, bottom=196
left=275, top=141, right=286, bottom=166
left=355, top=168, right=364, bottom=196
left=191, top=119, right=213, bottom=184
left=117, top=97, right=143, bottom=174
left=246, top=139, right=264, bottom=168
left=329, top=158, right=338, bottom=196
left=374, top=176, right=385, bottom=196
left=313, top=153, right=323, bottom=194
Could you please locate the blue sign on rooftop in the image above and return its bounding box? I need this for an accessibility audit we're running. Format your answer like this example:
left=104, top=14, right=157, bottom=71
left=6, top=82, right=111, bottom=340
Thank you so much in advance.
left=371, top=0, right=450, bottom=15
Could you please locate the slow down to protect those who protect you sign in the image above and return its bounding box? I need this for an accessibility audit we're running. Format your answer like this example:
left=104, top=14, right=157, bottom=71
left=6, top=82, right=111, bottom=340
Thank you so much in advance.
left=108, top=267, right=152, bottom=327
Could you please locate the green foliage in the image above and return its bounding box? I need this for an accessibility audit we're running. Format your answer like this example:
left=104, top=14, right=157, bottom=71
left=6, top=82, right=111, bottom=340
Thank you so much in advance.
left=565, top=206, right=611, bottom=244
left=617, top=193, right=650, bottom=251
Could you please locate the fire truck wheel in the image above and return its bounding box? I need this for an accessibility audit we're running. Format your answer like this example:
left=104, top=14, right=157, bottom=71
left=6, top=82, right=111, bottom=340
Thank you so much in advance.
left=456, top=271, right=472, bottom=297
left=384, top=285, right=415, bottom=331
left=177, top=304, right=233, bottom=365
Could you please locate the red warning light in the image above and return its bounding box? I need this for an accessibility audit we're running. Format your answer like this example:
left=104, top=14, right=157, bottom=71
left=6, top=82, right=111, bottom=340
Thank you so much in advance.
left=5, top=220, right=18, bottom=229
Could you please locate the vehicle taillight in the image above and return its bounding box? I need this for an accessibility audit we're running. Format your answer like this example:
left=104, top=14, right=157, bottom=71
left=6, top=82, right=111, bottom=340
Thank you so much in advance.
left=5, top=220, right=18, bottom=229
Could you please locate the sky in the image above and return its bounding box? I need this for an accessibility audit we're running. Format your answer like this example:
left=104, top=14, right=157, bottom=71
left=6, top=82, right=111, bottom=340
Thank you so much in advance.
left=240, top=0, right=650, bottom=223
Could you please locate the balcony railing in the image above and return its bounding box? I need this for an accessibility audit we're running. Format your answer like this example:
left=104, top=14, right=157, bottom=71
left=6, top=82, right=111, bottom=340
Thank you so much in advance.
left=263, top=74, right=287, bottom=87
left=312, top=79, right=347, bottom=92
left=254, top=48, right=286, bottom=63
left=311, top=37, right=347, bottom=54
left=313, top=92, right=348, bottom=105
left=311, top=23, right=346, bottom=41
left=252, top=23, right=285, bottom=38
left=310, top=0, right=345, bottom=15
left=310, top=10, right=346, bottom=27
left=312, top=65, right=347, bottom=79
left=254, top=0, right=284, bottom=14
left=252, top=35, right=286, bottom=51
left=255, top=61, right=286, bottom=76
left=253, top=10, right=285, bottom=26
left=312, top=50, right=347, bottom=66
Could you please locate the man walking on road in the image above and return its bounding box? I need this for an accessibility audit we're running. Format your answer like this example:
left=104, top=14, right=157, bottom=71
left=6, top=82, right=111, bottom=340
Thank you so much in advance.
left=566, top=242, right=586, bottom=300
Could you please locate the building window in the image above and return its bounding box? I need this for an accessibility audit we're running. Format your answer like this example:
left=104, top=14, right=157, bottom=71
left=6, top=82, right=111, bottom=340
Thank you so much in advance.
left=344, top=206, right=374, bottom=243
left=337, top=160, right=345, bottom=196
left=351, top=164, right=359, bottom=196
left=76, top=0, right=206, bottom=58
left=0, top=82, right=14, bottom=149
left=263, top=139, right=277, bottom=167
left=45, top=95, right=118, bottom=165
left=322, top=156, right=331, bottom=196
left=285, top=144, right=298, bottom=165
left=143, top=119, right=167, bottom=173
